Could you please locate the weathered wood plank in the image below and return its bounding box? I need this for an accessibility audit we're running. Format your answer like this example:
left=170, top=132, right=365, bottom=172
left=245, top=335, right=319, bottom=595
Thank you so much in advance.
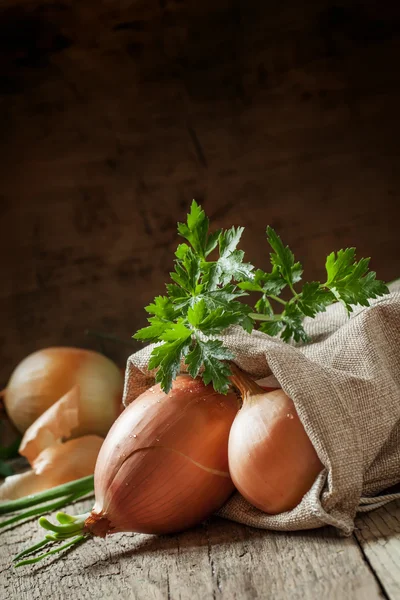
left=0, top=497, right=386, bottom=600
left=355, top=500, right=400, bottom=600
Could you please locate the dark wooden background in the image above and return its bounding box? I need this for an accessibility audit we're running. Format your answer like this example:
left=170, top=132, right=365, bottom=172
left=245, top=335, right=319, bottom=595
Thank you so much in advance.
left=0, top=0, right=399, bottom=384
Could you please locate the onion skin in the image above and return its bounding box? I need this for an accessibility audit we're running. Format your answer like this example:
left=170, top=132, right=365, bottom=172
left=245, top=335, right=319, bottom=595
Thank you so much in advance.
left=3, top=348, right=123, bottom=435
left=85, top=375, right=239, bottom=536
left=228, top=367, right=323, bottom=514
left=0, top=435, right=102, bottom=501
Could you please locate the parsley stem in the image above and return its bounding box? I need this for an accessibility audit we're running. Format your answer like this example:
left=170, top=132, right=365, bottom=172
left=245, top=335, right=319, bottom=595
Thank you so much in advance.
left=249, top=313, right=283, bottom=323
left=288, top=283, right=300, bottom=299
left=268, top=295, right=287, bottom=306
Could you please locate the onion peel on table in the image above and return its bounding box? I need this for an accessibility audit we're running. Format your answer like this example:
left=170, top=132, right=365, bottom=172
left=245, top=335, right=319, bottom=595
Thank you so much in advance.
left=0, top=435, right=102, bottom=501
left=19, top=386, right=81, bottom=464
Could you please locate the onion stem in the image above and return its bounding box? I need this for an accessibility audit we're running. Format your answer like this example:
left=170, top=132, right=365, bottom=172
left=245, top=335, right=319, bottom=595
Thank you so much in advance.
left=229, top=363, right=264, bottom=398
left=0, top=475, right=94, bottom=514
left=12, top=511, right=90, bottom=567
left=14, top=534, right=87, bottom=567
left=0, top=489, right=90, bottom=530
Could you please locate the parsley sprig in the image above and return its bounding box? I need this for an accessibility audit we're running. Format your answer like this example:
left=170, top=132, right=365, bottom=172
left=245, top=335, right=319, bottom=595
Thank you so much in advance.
left=134, top=201, right=389, bottom=393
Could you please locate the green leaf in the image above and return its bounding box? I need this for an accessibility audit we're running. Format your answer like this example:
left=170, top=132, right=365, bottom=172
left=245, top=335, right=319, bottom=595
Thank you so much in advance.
left=196, top=308, right=245, bottom=335
left=219, top=227, right=245, bottom=258
left=166, top=283, right=189, bottom=303
left=185, top=343, right=203, bottom=380
left=220, top=251, right=254, bottom=283
left=160, top=322, right=192, bottom=342
left=182, top=248, right=201, bottom=292
left=259, top=320, right=283, bottom=337
left=205, top=230, right=221, bottom=257
left=325, top=250, right=389, bottom=313
left=256, top=267, right=288, bottom=295
left=186, top=339, right=234, bottom=393
left=241, top=315, right=254, bottom=334
left=133, top=318, right=171, bottom=342
left=238, top=280, right=263, bottom=292
left=202, top=287, right=249, bottom=313
left=177, top=200, right=209, bottom=258
left=148, top=338, right=192, bottom=393
left=239, top=268, right=287, bottom=298
left=204, top=251, right=254, bottom=290
left=266, top=226, right=303, bottom=286
left=255, top=295, right=273, bottom=316
left=297, top=282, right=335, bottom=318
left=145, top=296, right=176, bottom=320
left=325, top=248, right=357, bottom=286
left=170, top=263, right=191, bottom=292
left=175, top=243, right=190, bottom=260
left=187, top=299, right=207, bottom=327
left=280, top=304, right=309, bottom=343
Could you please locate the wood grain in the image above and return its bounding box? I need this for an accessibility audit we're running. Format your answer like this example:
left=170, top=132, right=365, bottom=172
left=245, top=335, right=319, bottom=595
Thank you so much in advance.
left=355, top=500, right=400, bottom=600
left=0, top=496, right=388, bottom=600
left=0, top=0, right=399, bottom=383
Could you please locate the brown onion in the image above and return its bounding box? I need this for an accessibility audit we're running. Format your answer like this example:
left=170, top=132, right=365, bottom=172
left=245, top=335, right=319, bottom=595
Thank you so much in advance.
left=228, top=365, right=323, bottom=514
left=14, top=377, right=239, bottom=566
left=85, top=375, right=239, bottom=536
left=2, top=347, right=123, bottom=436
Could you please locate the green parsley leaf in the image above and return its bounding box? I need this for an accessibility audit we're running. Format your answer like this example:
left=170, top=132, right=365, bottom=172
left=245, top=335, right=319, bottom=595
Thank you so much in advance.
left=187, top=299, right=207, bottom=327
left=134, top=202, right=388, bottom=394
left=149, top=338, right=192, bottom=393
left=166, top=283, right=189, bottom=303
left=186, top=339, right=234, bottom=393
left=145, top=296, right=176, bottom=320
left=259, top=320, right=283, bottom=337
left=160, top=322, right=192, bottom=342
left=177, top=200, right=209, bottom=258
left=255, top=295, right=273, bottom=316
left=280, top=304, right=309, bottom=343
left=219, top=227, right=245, bottom=258
left=325, top=251, right=389, bottom=313
left=203, top=250, right=254, bottom=290
left=196, top=308, right=245, bottom=335
left=205, top=230, right=221, bottom=257
left=297, top=282, right=334, bottom=318
left=133, top=318, right=171, bottom=342
left=266, top=226, right=303, bottom=286
left=325, top=248, right=357, bottom=286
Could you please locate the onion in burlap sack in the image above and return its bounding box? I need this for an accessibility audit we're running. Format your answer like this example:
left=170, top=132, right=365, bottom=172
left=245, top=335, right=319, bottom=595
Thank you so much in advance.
left=123, top=283, right=400, bottom=535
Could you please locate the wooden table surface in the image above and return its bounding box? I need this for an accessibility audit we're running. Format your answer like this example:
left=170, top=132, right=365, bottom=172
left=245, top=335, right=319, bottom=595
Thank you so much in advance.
left=1, top=494, right=400, bottom=600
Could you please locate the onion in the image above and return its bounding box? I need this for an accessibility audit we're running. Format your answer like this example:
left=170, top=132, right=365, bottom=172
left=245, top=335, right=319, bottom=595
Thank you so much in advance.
left=228, top=365, right=323, bottom=514
left=23, top=375, right=239, bottom=554
left=2, top=348, right=124, bottom=436
left=86, top=375, right=239, bottom=535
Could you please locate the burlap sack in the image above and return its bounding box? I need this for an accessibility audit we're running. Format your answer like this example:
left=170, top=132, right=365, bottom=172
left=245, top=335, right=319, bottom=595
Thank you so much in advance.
left=123, top=282, right=400, bottom=535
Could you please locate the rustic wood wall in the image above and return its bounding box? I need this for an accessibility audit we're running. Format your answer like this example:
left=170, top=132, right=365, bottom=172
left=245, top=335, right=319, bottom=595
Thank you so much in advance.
left=0, top=0, right=399, bottom=382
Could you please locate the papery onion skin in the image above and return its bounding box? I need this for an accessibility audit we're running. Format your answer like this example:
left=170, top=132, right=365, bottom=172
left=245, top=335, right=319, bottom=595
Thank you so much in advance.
left=3, top=348, right=124, bottom=435
left=0, top=435, right=102, bottom=501
left=85, top=375, right=239, bottom=536
left=228, top=368, right=323, bottom=515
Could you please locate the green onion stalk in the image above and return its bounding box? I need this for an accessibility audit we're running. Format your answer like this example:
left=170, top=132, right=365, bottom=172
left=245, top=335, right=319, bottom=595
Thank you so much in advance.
left=0, top=475, right=95, bottom=566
